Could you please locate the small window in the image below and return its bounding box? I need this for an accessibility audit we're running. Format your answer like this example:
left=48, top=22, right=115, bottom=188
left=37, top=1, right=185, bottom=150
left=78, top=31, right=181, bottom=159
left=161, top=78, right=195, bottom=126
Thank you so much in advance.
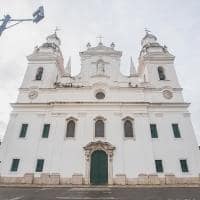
left=66, top=120, right=75, bottom=137
left=36, top=159, right=44, bottom=172
left=95, top=119, right=104, bottom=137
left=124, top=120, right=133, bottom=137
left=96, top=92, right=105, bottom=99
left=158, top=66, right=166, bottom=80
left=10, top=159, right=20, bottom=172
left=96, top=59, right=105, bottom=74
left=35, top=67, right=43, bottom=80
left=42, top=124, right=50, bottom=138
left=155, top=160, right=163, bottom=172
left=19, top=124, right=28, bottom=138
left=150, top=124, right=158, bottom=138
left=172, top=124, right=181, bottom=138
left=180, top=159, right=189, bottom=172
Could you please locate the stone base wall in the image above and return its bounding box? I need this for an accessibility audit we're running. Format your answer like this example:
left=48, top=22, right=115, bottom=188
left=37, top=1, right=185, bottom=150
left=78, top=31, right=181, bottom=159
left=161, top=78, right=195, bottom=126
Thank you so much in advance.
left=0, top=173, right=200, bottom=186
left=114, top=174, right=126, bottom=185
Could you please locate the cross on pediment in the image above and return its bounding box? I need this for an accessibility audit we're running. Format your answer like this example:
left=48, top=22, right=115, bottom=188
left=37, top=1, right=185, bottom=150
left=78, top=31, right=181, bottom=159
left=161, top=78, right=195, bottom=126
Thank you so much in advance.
left=54, top=26, right=61, bottom=34
left=97, top=35, right=104, bottom=44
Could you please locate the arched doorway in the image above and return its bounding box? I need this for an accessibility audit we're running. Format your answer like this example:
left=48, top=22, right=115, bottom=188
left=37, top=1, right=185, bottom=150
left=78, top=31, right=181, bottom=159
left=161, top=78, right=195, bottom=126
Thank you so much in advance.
left=90, top=150, right=108, bottom=185
left=83, top=141, right=115, bottom=185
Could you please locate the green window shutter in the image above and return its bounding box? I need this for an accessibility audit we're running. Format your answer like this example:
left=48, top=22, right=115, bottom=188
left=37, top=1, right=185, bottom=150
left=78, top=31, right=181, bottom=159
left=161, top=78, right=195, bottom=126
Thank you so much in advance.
left=180, top=160, right=189, bottom=172
left=155, top=160, right=163, bottom=172
left=172, top=124, right=181, bottom=138
left=36, top=159, right=44, bottom=172
left=42, top=124, right=50, bottom=138
left=150, top=124, right=158, bottom=138
left=11, top=159, right=20, bottom=172
left=19, top=124, right=28, bottom=138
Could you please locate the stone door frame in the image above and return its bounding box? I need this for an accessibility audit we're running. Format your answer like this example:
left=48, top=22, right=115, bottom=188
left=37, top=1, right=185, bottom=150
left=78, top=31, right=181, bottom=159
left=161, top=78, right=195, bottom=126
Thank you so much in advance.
left=83, top=141, right=115, bottom=185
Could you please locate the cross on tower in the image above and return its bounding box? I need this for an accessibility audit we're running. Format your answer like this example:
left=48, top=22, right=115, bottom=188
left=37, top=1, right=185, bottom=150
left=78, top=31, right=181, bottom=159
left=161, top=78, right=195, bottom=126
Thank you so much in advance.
left=54, top=26, right=60, bottom=34
left=144, top=28, right=151, bottom=34
left=97, top=35, right=104, bottom=44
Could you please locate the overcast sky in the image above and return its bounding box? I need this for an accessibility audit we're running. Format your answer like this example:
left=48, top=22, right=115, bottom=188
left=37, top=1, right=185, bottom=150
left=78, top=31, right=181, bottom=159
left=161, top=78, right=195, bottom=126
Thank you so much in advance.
left=1, top=0, right=200, bottom=143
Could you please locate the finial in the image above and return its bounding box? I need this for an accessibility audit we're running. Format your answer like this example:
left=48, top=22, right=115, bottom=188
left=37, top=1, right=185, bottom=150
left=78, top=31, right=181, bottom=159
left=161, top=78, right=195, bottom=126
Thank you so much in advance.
left=46, top=28, right=61, bottom=46
left=130, top=57, right=136, bottom=76
left=110, top=42, right=115, bottom=48
left=54, top=26, right=60, bottom=34
left=87, top=42, right=91, bottom=48
left=64, top=57, right=71, bottom=76
left=33, top=45, right=39, bottom=53
left=144, top=28, right=151, bottom=35
left=163, top=45, right=168, bottom=52
left=97, top=35, right=104, bottom=45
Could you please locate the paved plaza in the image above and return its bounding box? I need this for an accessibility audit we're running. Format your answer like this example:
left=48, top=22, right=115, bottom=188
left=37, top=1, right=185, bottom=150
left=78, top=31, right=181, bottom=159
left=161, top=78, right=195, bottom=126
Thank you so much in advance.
left=0, top=186, right=200, bottom=200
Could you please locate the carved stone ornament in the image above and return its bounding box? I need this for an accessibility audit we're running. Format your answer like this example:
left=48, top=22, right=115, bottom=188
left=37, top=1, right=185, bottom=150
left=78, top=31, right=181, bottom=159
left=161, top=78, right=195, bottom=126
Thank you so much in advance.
left=162, top=90, right=173, bottom=99
left=83, top=141, right=115, bottom=158
left=28, top=90, right=38, bottom=99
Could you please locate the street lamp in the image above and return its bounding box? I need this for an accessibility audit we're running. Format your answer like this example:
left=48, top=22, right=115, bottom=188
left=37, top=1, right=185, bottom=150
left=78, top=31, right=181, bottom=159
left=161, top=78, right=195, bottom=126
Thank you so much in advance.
left=0, top=6, right=44, bottom=36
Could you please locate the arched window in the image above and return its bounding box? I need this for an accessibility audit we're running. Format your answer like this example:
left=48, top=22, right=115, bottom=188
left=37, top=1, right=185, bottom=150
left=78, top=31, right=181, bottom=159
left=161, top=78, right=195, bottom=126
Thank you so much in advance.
left=124, top=120, right=134, bottom=138
left=35, top=67, right=43, bottom=80
left=66, top=120, right=75, bottom=137
left=95, top=119, right=104, bottom=137
left=96, top=59, right=105, bottom=75
left=158, top=66, right=166, bottom=80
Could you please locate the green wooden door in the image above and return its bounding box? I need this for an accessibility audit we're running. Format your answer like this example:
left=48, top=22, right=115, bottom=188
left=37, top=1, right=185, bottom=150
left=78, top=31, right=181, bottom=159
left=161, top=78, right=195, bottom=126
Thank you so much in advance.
left=90, top=150, right=108, bottom=185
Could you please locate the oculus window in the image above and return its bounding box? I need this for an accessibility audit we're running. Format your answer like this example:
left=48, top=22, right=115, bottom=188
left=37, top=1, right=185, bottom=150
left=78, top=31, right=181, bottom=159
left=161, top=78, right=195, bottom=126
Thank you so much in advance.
left=96, top=92, right=105, bottom=100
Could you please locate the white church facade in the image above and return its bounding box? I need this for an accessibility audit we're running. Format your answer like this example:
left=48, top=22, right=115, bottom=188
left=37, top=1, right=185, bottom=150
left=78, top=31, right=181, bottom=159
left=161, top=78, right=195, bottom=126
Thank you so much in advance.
left=0, top=31, right=200, bottom=185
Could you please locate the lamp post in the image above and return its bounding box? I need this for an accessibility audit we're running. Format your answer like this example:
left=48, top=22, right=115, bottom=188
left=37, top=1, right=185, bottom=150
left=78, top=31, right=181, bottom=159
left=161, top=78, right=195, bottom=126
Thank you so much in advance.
left=0, top=6, right=44, bottom=36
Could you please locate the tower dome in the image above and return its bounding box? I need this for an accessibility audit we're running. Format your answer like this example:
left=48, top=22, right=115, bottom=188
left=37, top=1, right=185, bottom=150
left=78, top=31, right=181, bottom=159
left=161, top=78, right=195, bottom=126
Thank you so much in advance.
left=141, top=30, right=157, bottom=47
left=46, top=32, right=61, bottom=46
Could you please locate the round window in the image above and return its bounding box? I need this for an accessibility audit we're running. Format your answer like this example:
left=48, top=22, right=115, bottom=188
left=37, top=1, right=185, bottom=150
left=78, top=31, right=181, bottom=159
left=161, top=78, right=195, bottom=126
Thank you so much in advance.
left=162, top=90, right=173, bottom=99
left=95, top=92, right=105, bottom=99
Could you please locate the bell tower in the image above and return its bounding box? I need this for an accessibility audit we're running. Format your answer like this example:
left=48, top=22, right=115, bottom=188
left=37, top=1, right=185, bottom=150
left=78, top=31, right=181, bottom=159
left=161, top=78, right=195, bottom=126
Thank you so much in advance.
left=20, top=32, right=64, bottom=89
left=138, top=30, right=181, bottom=89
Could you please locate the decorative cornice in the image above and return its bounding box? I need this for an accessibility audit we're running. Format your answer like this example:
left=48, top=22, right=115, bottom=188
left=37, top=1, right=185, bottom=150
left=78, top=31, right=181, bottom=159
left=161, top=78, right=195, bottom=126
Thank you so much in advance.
left=19, top=86, right=183, bottom=92
left=79, top=44, right=122, bottom=58
left=11, top=102, right=190, bottom=108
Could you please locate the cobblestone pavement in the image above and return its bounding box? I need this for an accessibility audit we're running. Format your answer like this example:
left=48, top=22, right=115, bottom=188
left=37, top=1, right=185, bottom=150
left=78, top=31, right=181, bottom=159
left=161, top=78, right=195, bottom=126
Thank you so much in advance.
left=0, top=186, right=200, bottom=200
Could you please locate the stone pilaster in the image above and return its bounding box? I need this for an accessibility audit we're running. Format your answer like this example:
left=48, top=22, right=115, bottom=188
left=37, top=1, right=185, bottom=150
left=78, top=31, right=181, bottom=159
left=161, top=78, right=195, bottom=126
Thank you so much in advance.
left=138, top=174, right=149, bottom=185
left=23, top=173, right=34, bottom=184
left=165, top=173, right=176, bottom=185
left=114, top=174, right=126, bottom=185
left=148, top=174, right=160, bottom=185
left=50, top=173, right=60, bottom=184
left=72, top=173, right=83, bottom=185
